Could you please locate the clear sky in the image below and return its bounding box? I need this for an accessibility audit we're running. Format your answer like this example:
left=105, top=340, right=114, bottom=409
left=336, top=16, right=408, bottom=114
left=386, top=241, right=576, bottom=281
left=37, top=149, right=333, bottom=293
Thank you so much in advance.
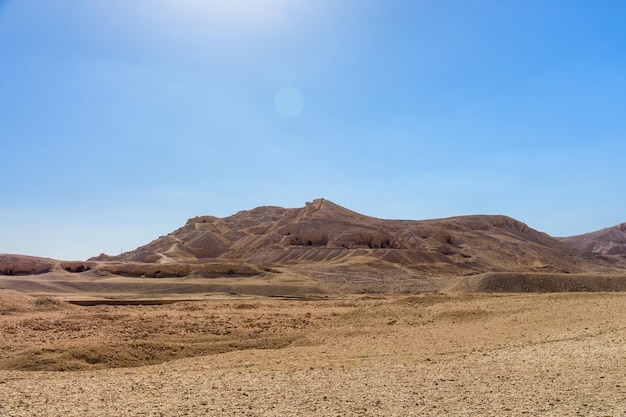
left=1, top=0, right=626, bottom=260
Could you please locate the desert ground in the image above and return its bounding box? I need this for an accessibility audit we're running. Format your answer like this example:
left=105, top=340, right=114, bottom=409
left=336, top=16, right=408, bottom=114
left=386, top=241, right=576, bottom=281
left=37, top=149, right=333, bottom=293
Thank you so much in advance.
left=1, top=289, right=625, bottom=416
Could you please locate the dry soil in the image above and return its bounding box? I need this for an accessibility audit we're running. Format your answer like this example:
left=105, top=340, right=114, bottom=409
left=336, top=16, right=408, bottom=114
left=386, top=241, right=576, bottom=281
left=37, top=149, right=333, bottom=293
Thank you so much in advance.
left=1, top=290, right=625, bottom=416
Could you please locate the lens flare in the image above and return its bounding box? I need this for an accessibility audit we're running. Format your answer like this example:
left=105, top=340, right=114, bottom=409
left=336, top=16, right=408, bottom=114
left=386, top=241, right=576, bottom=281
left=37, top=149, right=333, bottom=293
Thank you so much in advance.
left=275, top=87, right=304, bottom=117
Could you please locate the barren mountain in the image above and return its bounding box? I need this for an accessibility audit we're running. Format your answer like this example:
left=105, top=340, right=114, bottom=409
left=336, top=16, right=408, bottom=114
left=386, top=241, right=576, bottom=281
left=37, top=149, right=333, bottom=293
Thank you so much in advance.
left=3, top=199, right=624, bottom=294
left=558, top=222, right=626, bottom=255
left=89, top=199, right=619, bottom=281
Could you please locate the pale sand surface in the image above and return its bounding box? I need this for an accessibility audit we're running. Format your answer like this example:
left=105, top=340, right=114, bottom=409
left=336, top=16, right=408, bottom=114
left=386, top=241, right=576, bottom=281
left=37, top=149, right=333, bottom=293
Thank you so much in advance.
left=1, top=292, right=625, bottom=416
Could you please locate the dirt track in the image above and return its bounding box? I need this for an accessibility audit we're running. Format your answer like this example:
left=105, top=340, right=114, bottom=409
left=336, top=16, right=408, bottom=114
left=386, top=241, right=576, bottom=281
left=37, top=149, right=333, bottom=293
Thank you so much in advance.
left=1, top=291, right=625, bottom=416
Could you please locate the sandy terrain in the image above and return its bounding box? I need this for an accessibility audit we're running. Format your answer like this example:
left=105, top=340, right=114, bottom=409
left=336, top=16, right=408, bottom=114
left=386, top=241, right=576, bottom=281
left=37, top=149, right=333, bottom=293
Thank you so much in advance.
left=1, top=290, right=625, bottom=416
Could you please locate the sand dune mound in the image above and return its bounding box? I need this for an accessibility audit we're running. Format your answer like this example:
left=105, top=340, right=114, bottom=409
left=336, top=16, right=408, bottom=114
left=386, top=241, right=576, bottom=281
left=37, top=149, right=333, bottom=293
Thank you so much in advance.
left=0, top=290, right=71, bottom=314
left=447, top=272, right=626, bottom=293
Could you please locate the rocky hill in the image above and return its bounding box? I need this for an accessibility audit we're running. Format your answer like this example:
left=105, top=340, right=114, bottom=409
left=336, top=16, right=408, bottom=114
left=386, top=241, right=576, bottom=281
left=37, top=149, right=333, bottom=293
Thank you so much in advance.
left=558, top=223, right=626, bottom=256
left=90, top=199, right=619, bottom=279
left=0, top=254, right=94, bottom=276
left=3, top=199, right=625, bottom=293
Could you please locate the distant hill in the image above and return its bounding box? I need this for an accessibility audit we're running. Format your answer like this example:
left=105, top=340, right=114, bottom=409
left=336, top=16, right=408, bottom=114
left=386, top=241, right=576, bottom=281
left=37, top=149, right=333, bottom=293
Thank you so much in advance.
left=558, top=223, right=626, bottom=256
left=3, top=199, right=624, bottom=294
left=90, top=199, right=617, bottom=277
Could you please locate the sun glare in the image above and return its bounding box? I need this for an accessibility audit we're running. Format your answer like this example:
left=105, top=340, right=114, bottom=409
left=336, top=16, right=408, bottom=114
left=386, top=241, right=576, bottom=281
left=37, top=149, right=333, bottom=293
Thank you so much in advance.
left=162, top=0, right=301, bottom=28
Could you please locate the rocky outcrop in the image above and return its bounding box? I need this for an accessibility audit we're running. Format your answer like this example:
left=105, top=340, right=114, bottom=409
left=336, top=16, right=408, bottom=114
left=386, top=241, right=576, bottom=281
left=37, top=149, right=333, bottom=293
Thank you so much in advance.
left=0, top=255, right=93, bottom=275
left=0, top=255, right=55, bottom=275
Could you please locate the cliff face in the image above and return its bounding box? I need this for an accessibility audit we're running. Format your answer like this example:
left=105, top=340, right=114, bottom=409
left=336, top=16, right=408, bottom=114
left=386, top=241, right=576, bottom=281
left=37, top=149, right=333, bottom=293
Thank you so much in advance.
left=96, top=199, right=612, bottom=276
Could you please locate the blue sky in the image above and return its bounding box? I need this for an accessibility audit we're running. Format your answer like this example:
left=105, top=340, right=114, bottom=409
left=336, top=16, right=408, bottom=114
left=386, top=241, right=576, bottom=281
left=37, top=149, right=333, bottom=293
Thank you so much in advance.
left=1, top=0, right=626, bottom=260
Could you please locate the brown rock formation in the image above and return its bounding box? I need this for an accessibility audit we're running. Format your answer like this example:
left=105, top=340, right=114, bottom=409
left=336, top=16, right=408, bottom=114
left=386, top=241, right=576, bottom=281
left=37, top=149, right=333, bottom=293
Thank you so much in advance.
left=94, top=199, right=617, bottom=279
left=558, top=222, right=626, bottom=256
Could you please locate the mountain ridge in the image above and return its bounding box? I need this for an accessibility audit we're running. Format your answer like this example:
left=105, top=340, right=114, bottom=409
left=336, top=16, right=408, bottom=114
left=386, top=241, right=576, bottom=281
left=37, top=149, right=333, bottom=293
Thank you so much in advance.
left=90, top=199, right=617, bottom=276
left=3, top=199, right=625, bottom=294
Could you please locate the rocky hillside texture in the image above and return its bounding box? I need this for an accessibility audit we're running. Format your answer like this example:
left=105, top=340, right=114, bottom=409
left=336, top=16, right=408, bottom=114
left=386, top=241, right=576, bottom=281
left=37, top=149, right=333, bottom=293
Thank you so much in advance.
left=3, top=199, right=625, bottom=293
left=87, top=199, right=620, bottom=280
left=0, top=254, right=94, bottom=276
left=558, top=223, right=626, bottom=256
